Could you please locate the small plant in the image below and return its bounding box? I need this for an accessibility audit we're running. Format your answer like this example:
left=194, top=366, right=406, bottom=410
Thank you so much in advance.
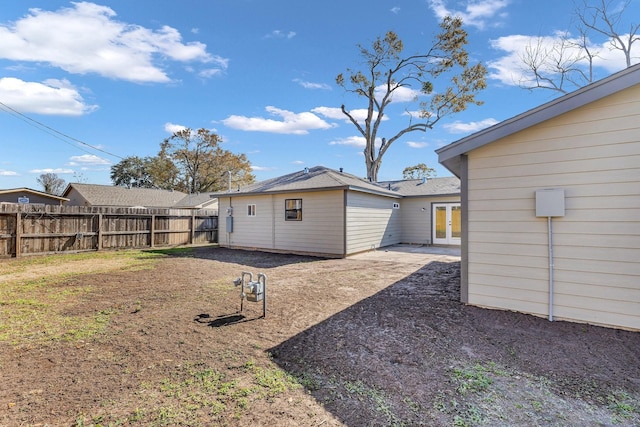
left=608, top=391, right=639, bottom=419
left=452, top=364, right=494, bottom=395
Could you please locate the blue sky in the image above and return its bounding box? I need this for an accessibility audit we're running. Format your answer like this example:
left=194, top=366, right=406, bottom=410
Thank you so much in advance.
left=1, top=0, right=638, bottom=190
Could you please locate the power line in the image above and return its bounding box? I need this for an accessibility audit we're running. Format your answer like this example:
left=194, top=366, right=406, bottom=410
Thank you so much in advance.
left=0, top=100, right=124, bottom=160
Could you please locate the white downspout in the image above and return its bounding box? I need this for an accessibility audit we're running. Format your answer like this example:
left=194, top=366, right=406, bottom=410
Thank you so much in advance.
left=547, top=216, right=554, bottom=321
left=535, top=188, right=565, bottom=322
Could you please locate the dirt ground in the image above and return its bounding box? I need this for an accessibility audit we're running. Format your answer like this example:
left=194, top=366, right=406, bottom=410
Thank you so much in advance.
left=1, top=246, right=639, bottom=426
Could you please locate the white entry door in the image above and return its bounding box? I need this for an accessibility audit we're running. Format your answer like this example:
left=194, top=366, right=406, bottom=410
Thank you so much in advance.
left=433, top=203, right=461, bottom=245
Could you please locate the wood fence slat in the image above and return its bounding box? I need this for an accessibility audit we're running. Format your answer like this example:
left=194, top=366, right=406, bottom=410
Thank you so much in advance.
left=0, top=203, right=218, bottom=257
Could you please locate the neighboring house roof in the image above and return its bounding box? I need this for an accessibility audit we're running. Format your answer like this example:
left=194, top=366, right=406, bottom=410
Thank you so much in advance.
left=62, top=183, right=187, bottom=208
left=0, top=188, right=69, bottom=203
left=377, top=177, right=461, bottom=197
left=211, top=166, right=404, bottom=198
left=174, top=192, right=219, bottom=209
left=437, top=63, right=640, bottom=176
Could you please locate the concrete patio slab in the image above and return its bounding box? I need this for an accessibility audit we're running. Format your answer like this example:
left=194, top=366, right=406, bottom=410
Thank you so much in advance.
left=348, top=244, right=460, bottom=264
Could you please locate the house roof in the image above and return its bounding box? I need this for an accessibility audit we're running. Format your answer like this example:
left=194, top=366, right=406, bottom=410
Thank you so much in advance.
left=377, top=177, right=460, bottom=197
left=174, top=192, right=219, bottom=209
left=0, top=187, right=69, bottom=202
left=436, top=63, right=640, bottom=177
left=210, top=166, right=460, bottom=199
left=62, top=183, right=187, bottom=208
left=211, top=166, right=402, bottom=198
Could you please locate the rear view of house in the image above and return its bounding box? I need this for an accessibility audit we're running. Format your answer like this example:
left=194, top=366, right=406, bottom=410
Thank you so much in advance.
left=437, top=64, right=640, bottom=331
left=211, top=166, right=460, bottom=258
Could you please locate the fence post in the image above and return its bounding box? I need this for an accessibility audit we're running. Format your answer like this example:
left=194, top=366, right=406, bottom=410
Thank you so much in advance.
left=190, top=212, right=195, bottom=245
left=150, top=214, right=155, bottom=248
left=97, top=213, right=103, bottom=251
left=14, top=210, right=22, bottom=258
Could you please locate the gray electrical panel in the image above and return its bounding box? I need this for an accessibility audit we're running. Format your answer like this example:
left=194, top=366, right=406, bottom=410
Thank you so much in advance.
left=535, top=189, right=565, bottom=217
left=226, top=216, right=234, bottom=233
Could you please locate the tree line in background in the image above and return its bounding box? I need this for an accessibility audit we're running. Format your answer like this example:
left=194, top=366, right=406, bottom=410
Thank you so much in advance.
left=110, top=128, right=255, bottom=193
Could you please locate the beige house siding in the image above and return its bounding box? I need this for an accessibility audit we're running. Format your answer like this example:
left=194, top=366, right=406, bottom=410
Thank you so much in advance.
left=346, top=192, right=401, bottom=254
left=64, top=189, right=89, bottom=206
left=273, top=191, right=344, bottom=255
left=218, top=194, right=275, bottom=249
left=218, top=191, right=345, bottom=256
left=465, top=85, right=640, bottom=330
left=400, top=196, right=460, bottom=245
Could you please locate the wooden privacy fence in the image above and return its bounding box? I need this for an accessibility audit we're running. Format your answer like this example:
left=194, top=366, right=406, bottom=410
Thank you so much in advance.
left=0, top=204, right=218, bottom=257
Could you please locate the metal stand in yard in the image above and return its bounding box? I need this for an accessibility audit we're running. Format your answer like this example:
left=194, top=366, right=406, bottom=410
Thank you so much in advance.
left=233, top=272, right=267, bottom=318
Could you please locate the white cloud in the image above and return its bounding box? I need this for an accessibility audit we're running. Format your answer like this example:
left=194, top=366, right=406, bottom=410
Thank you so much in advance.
left=488, top=32, right=640, bottom=87
left=29, top=168, right=75, bottom=174
left=406, top=141, right=429, bottom=148
left=251, top=165, right=276, bottom=171
left=0, top=77, right=97, bottom=115
left=164, top=122, right=188, bottom=134
left=488, top=33, right=584, bottom=86
left=329, top=136, right=383, bottom=149
left=444, top=118, right=498, bottom=134
left=0, top=169, right=19, bottom=176
left=0, top=2, right=222, bottom=83
left=222, top=106, right=334, bottom=135
left=375, top=84, right=420, bottom=103
left=391, top=7, right=401, bottom=14
left=68, top=154, right=110, bottom=165
left=329, top=136, right=366, bottom=148
left=199, top=68, right=225, bottom=78
left=291, top=160, right=305, bottom=165
left=264, top=30, right=296, bottom=39
left=294, top=79, right=331, bottom=90
left=428, top=0, right=510, bottom=30
left=314, top=106, right=388, bottom=124
left=311, top=106, right=344, bottom=120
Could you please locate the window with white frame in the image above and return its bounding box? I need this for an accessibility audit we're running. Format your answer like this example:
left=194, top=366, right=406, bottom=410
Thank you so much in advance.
left=247, top=204, right=256, bottom=216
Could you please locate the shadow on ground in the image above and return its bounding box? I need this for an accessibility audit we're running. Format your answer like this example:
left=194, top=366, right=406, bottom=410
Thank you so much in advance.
left=145, top=245, right=327, bottom=268
left=269, top=260, right=640, bottom=426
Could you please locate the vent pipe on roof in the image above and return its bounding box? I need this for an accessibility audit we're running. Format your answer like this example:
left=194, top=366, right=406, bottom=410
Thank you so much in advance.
left=339, top=167, right=343, bottom=173
left=388, top=183, right=391, bottom=190
left=422, top=177, right=427, bottom=184
left=303, top=167, right=309, bottom=174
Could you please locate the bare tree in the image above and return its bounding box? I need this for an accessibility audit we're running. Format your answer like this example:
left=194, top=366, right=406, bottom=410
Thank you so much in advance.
left=578, top=0, right=640, bottom=68
left=520, top=32, right=596, bottom=93
left=37, top=173, right=66, bottom=195
left=519, top=0, right=639, bottom=93
left=337, top=17, right=487, bottom=181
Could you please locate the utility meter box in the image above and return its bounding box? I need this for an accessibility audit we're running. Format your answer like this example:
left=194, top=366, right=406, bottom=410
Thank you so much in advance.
left=535, top=189, right=565, bottom=217
left=246, top=281, right=263, bottom=302
left=226, top=216, right=233, bottom=233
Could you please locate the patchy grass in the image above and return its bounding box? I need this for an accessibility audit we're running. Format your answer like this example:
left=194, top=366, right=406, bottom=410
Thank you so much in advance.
left=0, top=250, right=163, bottom=347
left=72, top=359, right=303, bottom=426
left=432, top=361, right=639, bottom=427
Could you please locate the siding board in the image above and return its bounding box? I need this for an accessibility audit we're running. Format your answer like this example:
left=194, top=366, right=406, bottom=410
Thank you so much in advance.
left=346, top=192, right=402, bottom=254
left=465, top=84, right=640, bottom=330
left=219, top=191, right=345, bottom=256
